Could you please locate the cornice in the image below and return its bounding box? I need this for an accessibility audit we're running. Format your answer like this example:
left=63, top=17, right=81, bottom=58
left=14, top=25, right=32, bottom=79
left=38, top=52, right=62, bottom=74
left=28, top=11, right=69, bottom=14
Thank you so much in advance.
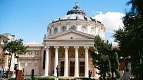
left=47, top=29, right=95, bottom=39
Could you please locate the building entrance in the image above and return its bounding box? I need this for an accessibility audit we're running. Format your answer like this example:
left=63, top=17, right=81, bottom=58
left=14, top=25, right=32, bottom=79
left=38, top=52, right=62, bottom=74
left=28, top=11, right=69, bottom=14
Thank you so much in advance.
left=70, top=61, right=75, bottom=76
left=60, top=61, right=64, bottom=76
left=79, top=62, right=85, bottom=76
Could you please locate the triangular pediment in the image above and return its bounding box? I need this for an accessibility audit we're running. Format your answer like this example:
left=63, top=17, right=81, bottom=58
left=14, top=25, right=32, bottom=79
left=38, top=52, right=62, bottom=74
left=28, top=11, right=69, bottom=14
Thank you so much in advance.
left=47, top=30, right=95, bottom=39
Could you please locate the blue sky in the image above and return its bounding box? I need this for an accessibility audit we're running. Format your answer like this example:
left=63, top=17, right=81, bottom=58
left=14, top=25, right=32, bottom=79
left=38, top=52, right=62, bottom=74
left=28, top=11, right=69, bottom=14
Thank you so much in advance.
left=0, top=0, right=131, bottom=44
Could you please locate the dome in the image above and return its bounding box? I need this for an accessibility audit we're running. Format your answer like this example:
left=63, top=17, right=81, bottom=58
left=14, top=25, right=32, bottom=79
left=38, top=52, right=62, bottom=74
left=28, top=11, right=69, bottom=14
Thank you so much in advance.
left=47, top=2, right=105, bottom=39
left=51, top=2, right=96, bottom=23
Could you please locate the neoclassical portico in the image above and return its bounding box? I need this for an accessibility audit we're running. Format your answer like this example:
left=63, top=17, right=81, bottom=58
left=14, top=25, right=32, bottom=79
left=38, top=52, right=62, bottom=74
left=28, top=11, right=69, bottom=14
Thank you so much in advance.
left=44, top=45, right=91, bottom=77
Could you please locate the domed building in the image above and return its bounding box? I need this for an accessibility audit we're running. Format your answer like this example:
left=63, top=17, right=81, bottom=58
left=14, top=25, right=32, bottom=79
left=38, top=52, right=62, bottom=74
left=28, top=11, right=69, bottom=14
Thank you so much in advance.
left=18, top=3, right=105, bottom=79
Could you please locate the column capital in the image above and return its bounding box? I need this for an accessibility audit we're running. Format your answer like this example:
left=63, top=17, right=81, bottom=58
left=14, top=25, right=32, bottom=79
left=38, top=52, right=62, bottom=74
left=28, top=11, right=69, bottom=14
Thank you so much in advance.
left=84, top=46, right=89, bottom=49
left=45, top=46, right=50, bottom=49
left=74, top=46, right=79, bottom=49
left=64, top=46, right=69, bottom=49
left=54, top=46, right=59, bottom=49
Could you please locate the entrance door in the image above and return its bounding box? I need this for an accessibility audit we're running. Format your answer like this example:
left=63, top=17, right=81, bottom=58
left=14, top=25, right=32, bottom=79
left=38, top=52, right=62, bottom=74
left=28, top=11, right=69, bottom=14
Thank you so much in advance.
left=60, top=61, right=64, bottom=76
left=70, top=61, right=75, bottom=76
left=79, top=62, right=85, bottom=76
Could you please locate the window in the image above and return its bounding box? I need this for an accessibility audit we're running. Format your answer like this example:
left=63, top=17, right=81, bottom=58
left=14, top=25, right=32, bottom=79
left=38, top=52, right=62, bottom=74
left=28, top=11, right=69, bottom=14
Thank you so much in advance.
left=70, top=25, right=76, bottom=30
left=28, top=51, right=32, bottom=55
left=35, top=51, right=39, bottom=55
left=81, top=26, right=86, bottom=31
left=49, top=29, right=52, bottom=34
left=61, top=26, right=66, bottom=32
left=54, top=27, right=58, bottom=33
left=43, top=50, right=46, bottom=69
left=91, top=27, right=95, bottom=33
left=80, top=62, right=85, bottom=73
left=70, top=61, right=75, bottom=76
left=60, top=61, right=64, bottom=76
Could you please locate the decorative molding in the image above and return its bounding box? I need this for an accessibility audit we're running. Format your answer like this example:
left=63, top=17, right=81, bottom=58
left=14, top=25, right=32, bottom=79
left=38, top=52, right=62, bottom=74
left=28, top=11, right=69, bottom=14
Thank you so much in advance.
left=45, top=46, right=50, bottom=49
left=84, top=46, right=89, bottom=49
left=54, top=46, right=59, bottom=49
left=74, top=46, right=79, bottom=49
left=64, top=46, right=69, bottom=49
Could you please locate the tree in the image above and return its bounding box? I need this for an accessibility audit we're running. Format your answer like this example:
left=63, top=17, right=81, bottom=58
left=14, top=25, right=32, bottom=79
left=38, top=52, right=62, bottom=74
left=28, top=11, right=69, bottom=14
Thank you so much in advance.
left=89, top=36, right=120, bottom=80
left=2, top=39, right=28, bottom=78
left=113, top=0, right=143, bottom=79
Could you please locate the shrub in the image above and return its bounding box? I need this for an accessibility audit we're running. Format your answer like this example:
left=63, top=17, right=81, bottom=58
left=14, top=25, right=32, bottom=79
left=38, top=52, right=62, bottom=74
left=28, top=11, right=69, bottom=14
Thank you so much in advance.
left=24, top=78, right=32, bottom=80
left=74, top=78, right=96, bottom=80
left=34, top=76, right=56, bottom=80
left=8, top=78, right=15, bottom=80
left=59, top=78, right=70, bottom=80
left=21, top=77, right=31, bottom=80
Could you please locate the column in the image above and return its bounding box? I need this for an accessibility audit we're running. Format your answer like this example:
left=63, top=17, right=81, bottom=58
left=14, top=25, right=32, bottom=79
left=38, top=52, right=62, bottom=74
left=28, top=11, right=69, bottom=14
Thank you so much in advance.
left=54, top=46, right=59, bottom=76
left=45, top=46, right=50, bottom=76
left=84, top=46, right=89, bottom=77
left=11, top=53, right=15, bottom=71
left=25, top=60, right=27, bottom=75
left=64, top=46, right=69, bottom=77
left=18, top=59, right=21, bottom=70
left=11, top=53, right=15, bottom=77
left=74, top=46, right=79, bottom=77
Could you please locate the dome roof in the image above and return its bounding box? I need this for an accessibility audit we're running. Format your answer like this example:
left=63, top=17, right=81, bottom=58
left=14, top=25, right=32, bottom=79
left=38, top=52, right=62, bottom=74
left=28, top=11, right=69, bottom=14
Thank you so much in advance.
left=51, top=2, right=96, bottom=23
left=67, top=2, right=86, bottom=15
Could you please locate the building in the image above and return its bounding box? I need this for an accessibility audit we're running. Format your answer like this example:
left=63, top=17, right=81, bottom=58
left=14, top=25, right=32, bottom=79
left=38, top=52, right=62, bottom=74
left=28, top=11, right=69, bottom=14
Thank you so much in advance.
left=18, top=3, right=105, bottom=78
left=0, top=33, right=16, bottom=77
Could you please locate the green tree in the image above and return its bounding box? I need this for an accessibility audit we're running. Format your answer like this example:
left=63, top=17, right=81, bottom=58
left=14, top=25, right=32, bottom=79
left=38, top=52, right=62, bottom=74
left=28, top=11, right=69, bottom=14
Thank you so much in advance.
left=89, top=36, right=120, bottom=80
left=113, top=0, right=143, bottom=79
left=2, top=39, right=28, bottom=78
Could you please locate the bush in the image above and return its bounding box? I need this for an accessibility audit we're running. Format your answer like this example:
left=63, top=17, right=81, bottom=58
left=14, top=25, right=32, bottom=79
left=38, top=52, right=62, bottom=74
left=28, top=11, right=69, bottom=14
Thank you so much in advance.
left=21, top=77, right=31, bottom=80
left=24, top=78, right=32, bottom=80
left=74, top=78, right=96, bottom=80
left=34, top=76, right=56, bottom=80
left=59, top=78, right=70, bottom=80
left=8, top=78, right=15, bottom=80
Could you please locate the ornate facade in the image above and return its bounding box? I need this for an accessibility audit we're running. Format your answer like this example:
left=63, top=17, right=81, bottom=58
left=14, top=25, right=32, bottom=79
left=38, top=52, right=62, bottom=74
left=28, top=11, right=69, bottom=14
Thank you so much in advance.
left=18, top=3, right=106, bottom=79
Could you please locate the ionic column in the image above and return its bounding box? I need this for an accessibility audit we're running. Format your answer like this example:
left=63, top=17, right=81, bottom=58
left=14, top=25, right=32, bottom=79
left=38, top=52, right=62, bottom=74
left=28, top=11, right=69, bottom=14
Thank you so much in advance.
left=11, top=53, right=15, bottom=77
left=45, top=46, right=50, bottom=76
left=18, top=59, right=21, bottom=70
left=64, top=46, right=69, bottom=77
left=74, top=46, right=79, bottom=77
left=54, top=46, right=59, bottom=76
left=84, top=46, right=89, bottom=77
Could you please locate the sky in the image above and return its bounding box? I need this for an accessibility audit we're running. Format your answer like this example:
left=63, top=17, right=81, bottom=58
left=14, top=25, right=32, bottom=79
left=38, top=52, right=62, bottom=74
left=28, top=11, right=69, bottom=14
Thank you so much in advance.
left=0, top=0, right=131, bottom=44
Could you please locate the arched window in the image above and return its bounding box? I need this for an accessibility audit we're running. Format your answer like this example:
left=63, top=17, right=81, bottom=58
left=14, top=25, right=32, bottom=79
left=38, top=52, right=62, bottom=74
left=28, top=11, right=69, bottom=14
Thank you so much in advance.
left=49, top=29, right=52, bottom=34
left=61, top=26, right=66, bottom=32
left=91, top=27, right=95, bottom=33
left=70, top=25, right=76, bottom=30
left=81, top=26, right=86, bottom=31
left=54, top=27, right=58, bottom=33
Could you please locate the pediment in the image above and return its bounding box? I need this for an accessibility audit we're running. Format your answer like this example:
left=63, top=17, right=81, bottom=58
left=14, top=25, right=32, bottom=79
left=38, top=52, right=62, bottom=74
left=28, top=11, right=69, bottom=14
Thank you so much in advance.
left=47, top=30, right=95, bottom=39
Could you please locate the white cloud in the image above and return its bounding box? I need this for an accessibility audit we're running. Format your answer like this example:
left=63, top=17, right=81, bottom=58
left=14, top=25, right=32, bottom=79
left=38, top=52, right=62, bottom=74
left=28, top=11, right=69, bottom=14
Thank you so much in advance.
left=92, top=11, right=125, bottom=32
left=110, top=37, right=115, bottom=41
